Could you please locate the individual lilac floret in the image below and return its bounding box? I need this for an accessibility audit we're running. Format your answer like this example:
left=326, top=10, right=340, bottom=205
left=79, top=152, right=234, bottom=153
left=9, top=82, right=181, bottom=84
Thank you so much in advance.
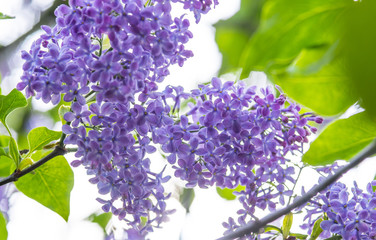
left=63, top=102, right=91, bottom=127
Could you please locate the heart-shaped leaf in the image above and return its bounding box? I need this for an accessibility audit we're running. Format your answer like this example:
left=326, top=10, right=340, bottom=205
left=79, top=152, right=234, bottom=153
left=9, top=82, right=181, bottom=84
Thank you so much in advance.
left=0, top=89, right=27, bottom=133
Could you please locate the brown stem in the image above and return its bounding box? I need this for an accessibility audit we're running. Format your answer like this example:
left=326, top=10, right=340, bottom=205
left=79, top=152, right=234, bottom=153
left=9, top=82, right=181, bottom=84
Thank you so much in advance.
left=0, top=145, right=67, bottom=186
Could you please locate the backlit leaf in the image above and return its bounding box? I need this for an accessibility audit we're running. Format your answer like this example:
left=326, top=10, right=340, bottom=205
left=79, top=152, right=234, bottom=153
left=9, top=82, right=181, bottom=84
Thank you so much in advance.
left=240, top=0, right=350, bottom=78
left=179, top=188, right=195, bottom=213
left=214, top=0, right=264, bottom=75
left=16, top=154, right=74, bottom=221
left=88, top=212, right=112, bottom=233
left=343, top=0, right=376, bottom=118
left=0, top=12, right=14, bottom=19
left=26, top=127, right=61, bottom=157
left=0, top=212, right=7, bottom=240
left=0, top=89, right=27, bottom=131
left=310, top=218, right=324, bottom=240
left=273, top=45, right=356, bottom=116
left=303, top=112, right=376, bottom=166
left=9, top=137, right=19, bottom=167
left=282, top=213, right=293, bottom=239
left=216, top=185, right=245, bottom=201
left=0, top=156, right=14, bottom=177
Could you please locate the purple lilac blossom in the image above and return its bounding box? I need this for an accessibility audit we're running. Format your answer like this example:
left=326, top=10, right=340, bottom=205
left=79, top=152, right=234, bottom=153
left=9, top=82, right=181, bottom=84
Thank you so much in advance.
left=159, top=78, right=321, bottom=239
left=301, top=163, right=376, bottom=239
left=17, top=0, right=324, bottom=238
left=18, top=0, right=217, bottom=236
left=17, top=0, right=218, bottom=106
left=64, top=76, right=321, bottom=238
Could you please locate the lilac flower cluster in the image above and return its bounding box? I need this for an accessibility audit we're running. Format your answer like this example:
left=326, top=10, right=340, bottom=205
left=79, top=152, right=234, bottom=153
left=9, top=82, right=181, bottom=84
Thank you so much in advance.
left=153, top=78, right=322, bottom=237
left=62, top=94, right=179, bottom=233
left=17, top=0, right=216, bottom=236
left=302, top=177, right=376, bottom=239
left=17, top=0, right=218, bottom=104
left=17, top=0, right=325, bottom=238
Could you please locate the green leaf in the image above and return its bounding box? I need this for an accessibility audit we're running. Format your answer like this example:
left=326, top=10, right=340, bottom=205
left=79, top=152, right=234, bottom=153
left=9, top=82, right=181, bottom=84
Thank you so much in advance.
left=0, top=12, right=14, bottom=19
left=0, top=149, right=6, bottom=157
left=140, top=216, right=148, bottom=227
left=88, top=212, right=112, bottom=233
left=273, top=45, right=356, bottom=116
left=214, top=0, right=264, bottom=75
left=18, top=157, right=33, bottom=171
left=9, top=137, right=19, bottom=167
left=290, top=233, right=308, bottom=239
left=0, top=136, right=10, bottom=162
left=15, top=154, right=74, bottom=221
left=58, top=105, right=71, bottom=124
left=5, top=98, right=31, bottom=135
left=179, top=188, right=195, bottom=213
left=264, top=225, right=282, bottom=234
left=216, top=28, right=249, bottom=74
left=0, top=89, right=27, bottom=132
left=343, top=0, right=376, bottom=118
left=292, top=234, right=308, bottom=239
left=0, top=147, right=8, bottom=157
left=0, top=156, right=14, bottom=177
left=216, top=184, right=246, bottom=201
left=239, top=0, right=350, bottom=78
left=0, top=136, right=9, bottom=147
left=310, top=218, right=323, bottom=240
left=282, top=213, right=293, bottom=239
left=26, top=127, right=61, bottom=157
left=0, top=211, right=7, bottom=240
left=303, top=112, right=376, bottom=166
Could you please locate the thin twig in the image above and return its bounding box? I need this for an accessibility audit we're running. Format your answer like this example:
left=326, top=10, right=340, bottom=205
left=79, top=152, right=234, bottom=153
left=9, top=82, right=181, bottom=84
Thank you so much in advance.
left=217, top=140, right=376, bottom=240
left=0, top=145, right=67, bottom=186
left=287, top=164, right=305, bottom=206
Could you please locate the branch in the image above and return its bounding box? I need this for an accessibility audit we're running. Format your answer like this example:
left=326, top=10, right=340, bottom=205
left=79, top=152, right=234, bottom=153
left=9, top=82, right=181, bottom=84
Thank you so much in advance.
left=217, top=140, right=376, bottom=240
left=0, top=145, right=67, bottom=186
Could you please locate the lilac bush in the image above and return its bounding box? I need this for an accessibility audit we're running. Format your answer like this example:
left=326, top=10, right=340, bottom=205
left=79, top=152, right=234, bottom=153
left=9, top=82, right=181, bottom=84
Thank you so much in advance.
left=15, top=0, right=375, bottom=239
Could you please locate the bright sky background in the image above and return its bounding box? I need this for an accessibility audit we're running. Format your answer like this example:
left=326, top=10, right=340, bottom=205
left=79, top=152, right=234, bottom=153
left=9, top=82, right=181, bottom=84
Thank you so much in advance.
left=1, top=1, right=376, bottom=240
